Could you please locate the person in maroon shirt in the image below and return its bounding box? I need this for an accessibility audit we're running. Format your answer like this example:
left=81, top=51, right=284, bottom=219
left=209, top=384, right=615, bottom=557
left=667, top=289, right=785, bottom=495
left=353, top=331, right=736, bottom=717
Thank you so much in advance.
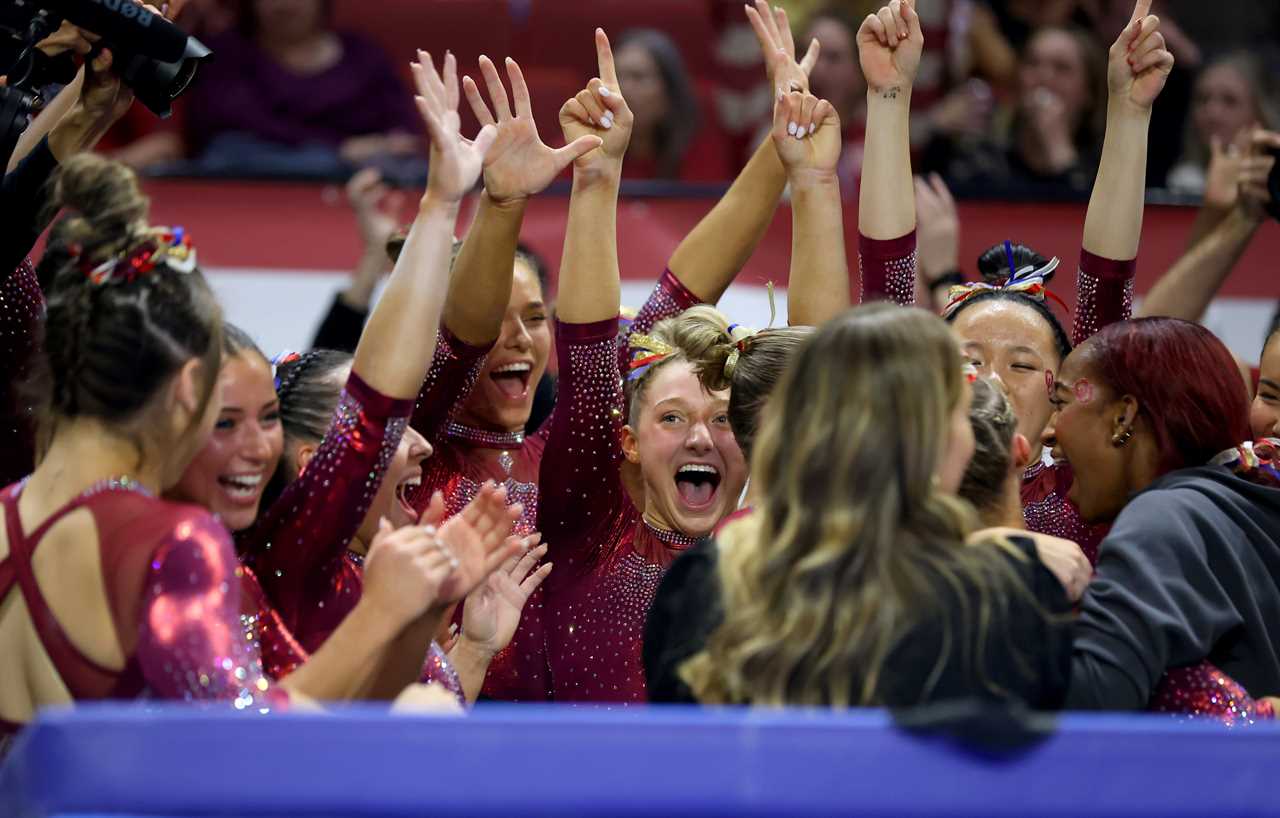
left=612, top=28, right=733, bottom=182
left=938, top=0, right=1173, bottom=564
left=183, top=0, right=423, bottom=176
left=407, top=5, right=834, bottom=702
left=0, top=154, right=520, bottom=749
left=216, top=52, right=535, bottom=704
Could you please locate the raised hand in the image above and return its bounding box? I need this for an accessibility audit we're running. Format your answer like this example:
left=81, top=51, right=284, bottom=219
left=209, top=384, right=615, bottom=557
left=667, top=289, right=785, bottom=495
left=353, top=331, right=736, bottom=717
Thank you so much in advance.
left=459, top=535, right=552, bottom=656
left=1238, top=130, right=1280, bottom=214
left=434, top=482, right=525, bottom=603
left=914, top=173, right=960, bottom=285
left=1106, top=0, right=1174, bottom=111
left=347, top=168, right=406, bottom=250
left=361, top=517, right=459, bottom=629
left=80, top=48, right=135, bottom=128
left=771, top=90, right=839, bottom=179
left=411, top=50, right=497, bottom=203
left=745, top=0, right=819, bottom=95
left=857, top=0, right=924, bottom=95
left=462, top=56, right=602, bottom=205
left=559, top=29, right=634, bottom=179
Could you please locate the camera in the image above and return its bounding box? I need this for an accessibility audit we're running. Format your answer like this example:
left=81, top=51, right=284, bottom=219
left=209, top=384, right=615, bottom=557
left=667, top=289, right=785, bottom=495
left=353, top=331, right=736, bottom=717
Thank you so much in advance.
left=0, top=0, right=211, bottom=166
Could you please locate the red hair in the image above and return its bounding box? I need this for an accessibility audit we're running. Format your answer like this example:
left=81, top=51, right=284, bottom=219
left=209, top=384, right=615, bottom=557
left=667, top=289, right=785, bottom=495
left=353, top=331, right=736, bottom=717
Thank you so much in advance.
left=1084, top=318, right=1249, bottom=475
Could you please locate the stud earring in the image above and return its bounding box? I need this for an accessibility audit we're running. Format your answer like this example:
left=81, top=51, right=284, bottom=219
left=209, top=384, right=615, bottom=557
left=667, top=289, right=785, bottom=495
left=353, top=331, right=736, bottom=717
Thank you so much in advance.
left=1112, top=426, right=1133, bottom=447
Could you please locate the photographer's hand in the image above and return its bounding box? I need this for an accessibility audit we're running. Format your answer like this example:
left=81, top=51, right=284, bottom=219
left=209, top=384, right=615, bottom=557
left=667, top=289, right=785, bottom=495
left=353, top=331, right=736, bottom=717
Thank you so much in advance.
left=48, top=49, right=135, bottom=161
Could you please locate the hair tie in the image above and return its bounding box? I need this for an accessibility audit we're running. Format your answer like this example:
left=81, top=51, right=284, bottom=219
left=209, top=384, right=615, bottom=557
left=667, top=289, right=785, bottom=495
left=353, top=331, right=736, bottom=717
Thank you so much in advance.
left=724, top=322, right=759, bottom=380
left=1211, top=438, right=1280, bottom=488
left=627, top=334, right=676, bottom=382
left=81, top=226, right=197, bottom=287
left=271, top=350, right=302, bottom=391
left=940, top=256, right=1067, bottom=319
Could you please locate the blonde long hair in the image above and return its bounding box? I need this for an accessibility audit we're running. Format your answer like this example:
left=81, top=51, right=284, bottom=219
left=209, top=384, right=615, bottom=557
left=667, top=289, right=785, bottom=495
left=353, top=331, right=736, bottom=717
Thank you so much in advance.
left=682, top=304, right=1035, bottom=707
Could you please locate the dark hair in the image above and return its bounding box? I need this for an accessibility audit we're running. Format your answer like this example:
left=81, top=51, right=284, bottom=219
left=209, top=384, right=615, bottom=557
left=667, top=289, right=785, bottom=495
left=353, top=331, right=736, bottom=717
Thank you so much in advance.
left=223, top=322, right=266, bottom=360
left=1020, top=26, right=1108, bottom=154
left=805, top=5, right=862, bottom=44
left=616, top=28, right=700, bottom=179
left=515, top=241, right=550, bottom=298
left=258, top=347, right=351, bottom=508
left=237, top=0, right=333, bottom=39
left=944, top=242, right=1073, bottom=363
left=1083, top=318, right=1250, bottom=474
left=35, top=155, right=222, bottom=438
left=959, top=377, right=1019, bottom=518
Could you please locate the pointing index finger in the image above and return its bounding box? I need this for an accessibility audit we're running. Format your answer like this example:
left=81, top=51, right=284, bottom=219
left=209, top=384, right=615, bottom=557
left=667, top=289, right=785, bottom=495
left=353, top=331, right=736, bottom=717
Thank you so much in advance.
left=1128, top=0, right=1151, bottom=27
left=596, top=28, right=618, bottom=88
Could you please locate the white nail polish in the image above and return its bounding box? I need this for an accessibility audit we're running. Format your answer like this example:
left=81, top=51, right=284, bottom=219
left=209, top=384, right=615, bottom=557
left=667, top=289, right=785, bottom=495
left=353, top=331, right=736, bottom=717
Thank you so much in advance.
left=602, top=114, right=614, bottom=129
left=599, top=86, right=612, bottom=97
left=809, top=122, right=817, bottom=135
left=787, top=121, right=798, bottom=136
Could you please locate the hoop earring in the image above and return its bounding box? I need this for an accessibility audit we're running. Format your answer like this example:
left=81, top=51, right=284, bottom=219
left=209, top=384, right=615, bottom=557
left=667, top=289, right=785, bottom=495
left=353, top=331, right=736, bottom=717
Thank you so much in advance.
left=1112, top=426, right=1133, bottom=447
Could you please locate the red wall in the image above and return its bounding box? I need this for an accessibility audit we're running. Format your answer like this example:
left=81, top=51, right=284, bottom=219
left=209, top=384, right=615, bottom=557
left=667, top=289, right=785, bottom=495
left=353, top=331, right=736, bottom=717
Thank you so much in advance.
left=140, top=178, right=1280, bottom=309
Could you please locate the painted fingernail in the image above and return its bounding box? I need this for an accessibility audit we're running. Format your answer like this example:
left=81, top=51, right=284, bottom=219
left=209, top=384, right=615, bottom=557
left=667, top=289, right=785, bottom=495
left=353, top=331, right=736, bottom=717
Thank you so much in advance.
left=809, top=122, right=817, bottom=135
left=787, top=121, right=798, bottom=135
left=599, top=86, right=612, bottom=97
left=601, top=113, right=614, bottom=129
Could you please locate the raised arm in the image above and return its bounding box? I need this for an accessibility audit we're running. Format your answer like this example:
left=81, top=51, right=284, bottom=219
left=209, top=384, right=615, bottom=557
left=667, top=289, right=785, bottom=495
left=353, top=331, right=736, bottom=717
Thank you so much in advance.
left=771, top=90, right=849, bottom=326
left=1138, top=130, right=1279, bottom=322
left=310, top=169, right=402, bottom=353
left=407, top=57, right=600, bottom=443
left=856, top=0, right=923, bottom=305
left=1074, top=0, right=1173, bottom=343
left=351, top=51, right=496, bottom=400
left=1136, top=202, right=1267, bottom=322
left=247, top=53, right=495, bottom=632
left=555, top=30, right=631, bottom=324
left=537, top=30, right=634, bottom=558
left=447, top=56, right=601, bottom=345
left=665, top=1, right=818, bottom=305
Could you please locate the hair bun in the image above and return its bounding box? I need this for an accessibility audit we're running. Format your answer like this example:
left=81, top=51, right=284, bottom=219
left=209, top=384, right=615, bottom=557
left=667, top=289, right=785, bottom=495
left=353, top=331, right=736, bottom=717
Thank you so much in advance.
left=52, top=154, right=150, bottom=260
left=976, top=242, right=1054, bottom=286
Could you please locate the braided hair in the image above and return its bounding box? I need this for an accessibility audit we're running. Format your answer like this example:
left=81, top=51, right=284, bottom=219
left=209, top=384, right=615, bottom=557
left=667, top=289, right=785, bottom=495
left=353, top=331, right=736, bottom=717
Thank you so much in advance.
left=259, top=348, right=352, bottom=510
left=943, top=242, right=1072, bottom=363
left=958, top=376, right=1020, bottom=520
left=33, top=155, right=223, bottom=449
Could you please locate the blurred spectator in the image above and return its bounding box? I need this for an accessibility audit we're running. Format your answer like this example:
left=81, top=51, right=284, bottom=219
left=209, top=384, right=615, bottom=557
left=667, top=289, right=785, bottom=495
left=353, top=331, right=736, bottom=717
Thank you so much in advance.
left=1165, top=0, right=1280, bottom=56
left=1168, top=53, right=1280, bottom=196
left=181, top=0, right=423, bottom=179
left=615, top=29, right=732, bottom=181
left=924, top=26, right=1106, bottom=198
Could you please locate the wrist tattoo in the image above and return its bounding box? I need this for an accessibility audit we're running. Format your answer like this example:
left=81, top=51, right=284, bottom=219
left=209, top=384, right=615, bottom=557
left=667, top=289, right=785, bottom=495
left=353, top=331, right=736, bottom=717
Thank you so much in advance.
left=881, top=87, right=901, bottom=100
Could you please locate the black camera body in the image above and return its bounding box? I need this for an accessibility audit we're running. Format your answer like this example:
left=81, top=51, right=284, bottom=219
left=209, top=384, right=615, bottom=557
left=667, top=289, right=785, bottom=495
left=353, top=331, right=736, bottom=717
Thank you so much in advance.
left=0, top=0, right=210, bottom=167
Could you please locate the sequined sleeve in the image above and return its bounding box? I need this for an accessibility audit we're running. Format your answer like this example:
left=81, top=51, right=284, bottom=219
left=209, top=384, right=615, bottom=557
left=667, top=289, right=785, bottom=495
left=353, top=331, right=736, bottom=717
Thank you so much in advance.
left=538, top=318, right=629, bottom=574
left=1072, top=249, right=1134, bottom=346
left=858, top=230, right=917, bottom=306
left=242, top=371, right=413, bottom=647
left=136, top=510, right=287, bottom=709
left=0, top=259, right=42, bottom=488
left=411, top=327, right=492, bottom=443
left=618, top=269, right=702, bottom=373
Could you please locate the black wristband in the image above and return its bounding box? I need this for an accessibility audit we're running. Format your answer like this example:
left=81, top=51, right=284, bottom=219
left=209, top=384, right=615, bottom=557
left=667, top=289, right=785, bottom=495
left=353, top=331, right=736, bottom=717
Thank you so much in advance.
left=928, top=270, right=965, bottom=291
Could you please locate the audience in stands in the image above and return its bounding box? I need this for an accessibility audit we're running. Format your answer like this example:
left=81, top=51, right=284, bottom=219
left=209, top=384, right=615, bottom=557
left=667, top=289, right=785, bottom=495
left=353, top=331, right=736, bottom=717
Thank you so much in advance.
left=613, top=29, right=732, bottom=181
left=924, top=24, right=1106, bottom=197
left=1168, top=52, right=1280, bottom=196
left=182, top=0, right=424, bottom=179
